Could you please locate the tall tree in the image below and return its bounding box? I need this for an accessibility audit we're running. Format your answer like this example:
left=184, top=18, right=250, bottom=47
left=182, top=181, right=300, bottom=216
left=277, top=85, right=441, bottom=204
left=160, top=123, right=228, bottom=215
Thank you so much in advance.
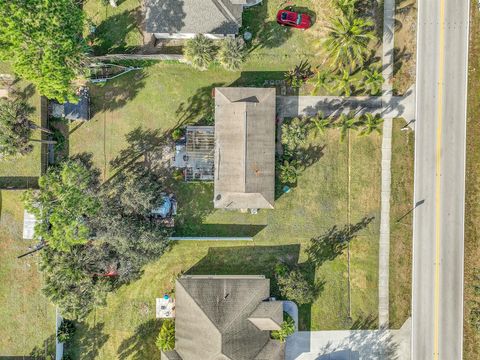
left=0, top=98, right=33, bottom=158
left=310, top=112, right=333, bottom=135
left=0, top=0, right=86, bottom=103
left=359, top=113, right=384, bottom=136
left=361, top=66, right=384, bottom=95
left=218, top=38, right=247, bottom=71
left=40, top=246, right=111, bottom=320
left=0, top=97, right=54, bottom=159
left=23, top=160, right=100, bottom=252
left=336, top=112, right=361, bottom=142
left=310, top=69, right=334, bottom=95
left=184, top=34, right=217, bottom=70
left=333, top=69, right=356, bottom=96
left=324, top=13, right=375, bottom=70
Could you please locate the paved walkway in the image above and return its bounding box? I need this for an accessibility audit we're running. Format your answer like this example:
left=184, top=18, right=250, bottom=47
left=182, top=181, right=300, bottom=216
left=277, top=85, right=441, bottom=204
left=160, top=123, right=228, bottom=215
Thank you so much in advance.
left=285, top=318, right=412, bottom=360
left=276, top=91, right=415, bottom=122
left=378, top=0, right=396, bottom=330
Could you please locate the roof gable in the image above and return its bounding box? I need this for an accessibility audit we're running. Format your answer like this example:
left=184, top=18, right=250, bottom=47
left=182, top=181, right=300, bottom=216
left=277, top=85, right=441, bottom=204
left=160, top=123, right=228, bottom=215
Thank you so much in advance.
left=214, top=88, right=276, bottom=209
left=173, top=276, right=283, bottom=360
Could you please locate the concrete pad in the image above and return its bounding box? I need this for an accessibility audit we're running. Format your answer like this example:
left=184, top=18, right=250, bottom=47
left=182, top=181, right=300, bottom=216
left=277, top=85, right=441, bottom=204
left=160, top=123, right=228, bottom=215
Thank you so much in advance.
left=286, top=319, right=411, bottom=360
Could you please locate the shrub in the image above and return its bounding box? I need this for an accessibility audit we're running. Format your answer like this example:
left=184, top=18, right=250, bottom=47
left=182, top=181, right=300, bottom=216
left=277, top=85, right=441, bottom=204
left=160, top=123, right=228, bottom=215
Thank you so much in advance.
left=156, top=319, right=175, bottom=351
left=278, top=160, right=300, bottom=185
left=276, top=266, right=317, bottom=305
left=173, top=168, right=184, bottom=181
left=57, top=319, right=76, bottom=343
left=281, top=117, right=309, bottom=157
left=218, top=38, right=247, bottom=71
left=285, top=60, right=314, bottom=88
left=171, top=128, right=184, bottom=141
left=271, top=312, right=295, bottom=342
left=184, top=34, right=216, bottom=70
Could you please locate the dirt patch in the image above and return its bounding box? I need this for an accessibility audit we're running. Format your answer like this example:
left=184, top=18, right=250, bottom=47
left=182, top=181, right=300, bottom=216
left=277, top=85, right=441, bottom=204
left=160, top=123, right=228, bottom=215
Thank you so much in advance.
left=392, top=0, right=416, bottom=95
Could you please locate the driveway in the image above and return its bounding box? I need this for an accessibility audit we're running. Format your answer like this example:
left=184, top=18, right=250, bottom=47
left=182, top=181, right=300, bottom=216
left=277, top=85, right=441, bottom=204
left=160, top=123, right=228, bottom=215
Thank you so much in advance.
left=286, top=319, right=411, bottom=360
left=276, top=89, right=415, bottom=123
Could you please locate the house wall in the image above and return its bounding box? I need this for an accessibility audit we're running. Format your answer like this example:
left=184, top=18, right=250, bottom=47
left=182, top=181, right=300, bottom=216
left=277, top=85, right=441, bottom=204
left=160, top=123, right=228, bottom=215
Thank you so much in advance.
left=153, top=33, right=235, bottom=40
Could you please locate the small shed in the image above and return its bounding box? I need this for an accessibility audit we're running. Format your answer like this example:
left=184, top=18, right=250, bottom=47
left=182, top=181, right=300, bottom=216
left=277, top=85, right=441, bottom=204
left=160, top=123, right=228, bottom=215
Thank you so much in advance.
left=23, top=210, right=38, bottom=240
left=51, top=87, right=90, bottom=122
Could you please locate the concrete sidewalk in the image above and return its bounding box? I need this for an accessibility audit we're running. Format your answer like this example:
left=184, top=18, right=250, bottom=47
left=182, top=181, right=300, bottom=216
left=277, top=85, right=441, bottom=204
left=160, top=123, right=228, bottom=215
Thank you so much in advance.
left=276, top=91, right=415, bottom=122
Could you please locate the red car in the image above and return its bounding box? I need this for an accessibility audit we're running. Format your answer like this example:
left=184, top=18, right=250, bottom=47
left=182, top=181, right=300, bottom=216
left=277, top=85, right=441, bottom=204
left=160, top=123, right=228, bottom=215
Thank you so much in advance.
left=276, top=9, right=312, bottom=30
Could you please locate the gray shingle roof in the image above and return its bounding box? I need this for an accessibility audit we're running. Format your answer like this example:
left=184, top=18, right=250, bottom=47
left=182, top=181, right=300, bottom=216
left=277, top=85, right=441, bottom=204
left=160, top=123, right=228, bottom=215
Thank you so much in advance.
left=214, top=88, right=276, bottom=210
left=145, top=0, right=243, bottom=35
left=172, top=275, right=284, bottom=360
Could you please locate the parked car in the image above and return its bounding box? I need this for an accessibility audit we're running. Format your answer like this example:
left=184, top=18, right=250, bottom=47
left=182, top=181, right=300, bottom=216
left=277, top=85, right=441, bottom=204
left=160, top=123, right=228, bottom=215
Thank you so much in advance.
left=276, top=9, right=312, bottom=30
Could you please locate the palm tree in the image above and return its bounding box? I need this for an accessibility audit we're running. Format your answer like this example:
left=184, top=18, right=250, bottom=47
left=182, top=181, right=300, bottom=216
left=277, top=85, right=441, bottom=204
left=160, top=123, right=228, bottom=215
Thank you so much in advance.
left=0, top=98, right=54, bottom=158
left=324, top=13, right=375, bottom=70
left=336, top=112, right=360, bottom=142
left=361, top=66, right=384, bottom=95
left=184, top=34, right=217, bottom=70
left=309, top=69, right=334, bottom=95
left=334, top=0, right=358, bottom=16
left=218, top=37, right=247, bottom=71
left=359, top=113, right=384, bottom=136
left=333, top=69, right=356, bottom=96
left=310, top=112, right=333, bottom=135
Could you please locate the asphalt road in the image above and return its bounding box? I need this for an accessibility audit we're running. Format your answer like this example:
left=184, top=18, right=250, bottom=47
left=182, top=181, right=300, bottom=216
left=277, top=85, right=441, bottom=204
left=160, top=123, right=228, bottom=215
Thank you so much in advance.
left=412, top=0, right=469, bottom=359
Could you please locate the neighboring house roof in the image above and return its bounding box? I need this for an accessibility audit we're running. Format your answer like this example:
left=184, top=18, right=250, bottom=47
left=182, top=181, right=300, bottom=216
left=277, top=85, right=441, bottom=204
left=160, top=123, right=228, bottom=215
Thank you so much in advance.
left=214, top=87, right=276, bottom=210
left=172, top=275, right=284, bottom=360
left=144, top=0, right=244, bottom=35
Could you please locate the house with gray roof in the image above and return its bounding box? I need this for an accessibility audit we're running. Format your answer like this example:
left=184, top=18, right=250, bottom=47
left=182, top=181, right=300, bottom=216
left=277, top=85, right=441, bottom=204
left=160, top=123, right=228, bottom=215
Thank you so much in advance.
left=214, top=87, right=276, bottom=210
left=162, top=275, right=284, bottom=360
left=144, top=0, right=261, bottom=39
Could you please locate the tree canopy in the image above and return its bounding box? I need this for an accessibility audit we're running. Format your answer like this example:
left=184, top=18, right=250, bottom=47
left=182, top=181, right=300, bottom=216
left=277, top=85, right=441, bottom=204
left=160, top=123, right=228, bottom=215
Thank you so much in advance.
left=0, top=0, right=86, bottom=102
left=23, top=160, right=100, bottom=252
left=0, top=98, right=33, bottom=158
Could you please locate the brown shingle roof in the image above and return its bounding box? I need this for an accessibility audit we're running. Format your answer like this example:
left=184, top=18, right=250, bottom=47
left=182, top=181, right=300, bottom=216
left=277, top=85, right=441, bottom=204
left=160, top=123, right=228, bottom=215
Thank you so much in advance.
left=172, top=275, right=284, bottom=360
left=214, top=88, right=276, bottom=210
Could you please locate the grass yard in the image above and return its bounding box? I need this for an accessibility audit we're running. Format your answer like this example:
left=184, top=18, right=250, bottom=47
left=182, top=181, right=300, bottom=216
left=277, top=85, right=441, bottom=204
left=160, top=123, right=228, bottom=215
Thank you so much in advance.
left=389, top=119, right=414, bottom=329
left=463, top=2, right=480, bottom=358
left=69, top=117, right=382, bottom=357
left=0, top=191, right=56, bottom=356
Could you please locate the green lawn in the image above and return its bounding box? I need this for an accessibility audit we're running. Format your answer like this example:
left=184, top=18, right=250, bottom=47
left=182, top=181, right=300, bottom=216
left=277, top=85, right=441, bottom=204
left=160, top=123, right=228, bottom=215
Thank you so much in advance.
left=0, top=1, right=397, bottom=358
left=389, top=119, right=414, bottom=329
left=69, top=119, right=382, bottom=357
left=0, top=191, right=56, bottom=356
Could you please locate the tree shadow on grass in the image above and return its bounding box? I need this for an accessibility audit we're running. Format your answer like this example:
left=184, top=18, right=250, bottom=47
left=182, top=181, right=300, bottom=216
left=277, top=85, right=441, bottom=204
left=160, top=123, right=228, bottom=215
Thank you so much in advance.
left=186, top=244, right=301, bottom=294
left=92, top=9, right=144, bottom=55
left=242, top=2, right=293, bottom=51
left=105, top=127, right=171, bottom=184
left=306, top=216, right=375, bottom=267
left=90, top=70, right=147, bottom=115
left=171, top=181, right=267, bottom=237
left=29, top=334, right=56, bottom=359
left=117, top=319, right=162, bottom=360
left=71, top=322, right=109, bottom=360
left=174, top=83, right=224, bottom=128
